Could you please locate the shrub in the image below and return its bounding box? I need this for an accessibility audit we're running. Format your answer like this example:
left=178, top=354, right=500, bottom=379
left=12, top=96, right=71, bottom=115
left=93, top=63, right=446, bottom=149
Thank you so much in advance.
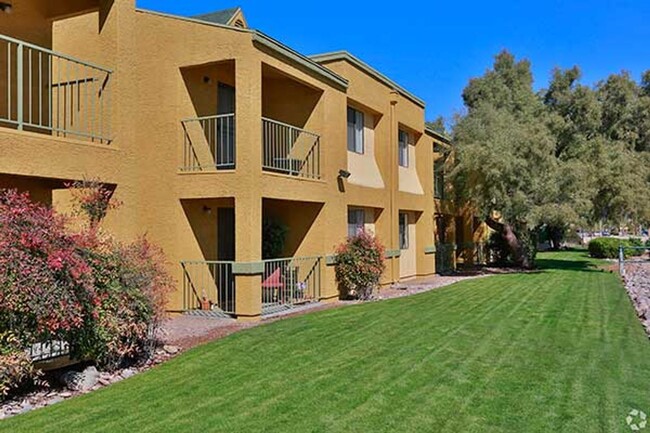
left=0, top=188, right=173, bottom=395
left=262, top=217, right=288, bottom=260
left=588, top=237, right=624, bottom=259
left=0, top=331, right=39, bottom=400
left=627, top=238, right=645, bottom=257
left=67, top=179, right=121, bottom=227
left=78, top=236, right=173, bottom=370
left=0, top=190, right=97, bottom=348
left=335, top=230, right=385, bottom=300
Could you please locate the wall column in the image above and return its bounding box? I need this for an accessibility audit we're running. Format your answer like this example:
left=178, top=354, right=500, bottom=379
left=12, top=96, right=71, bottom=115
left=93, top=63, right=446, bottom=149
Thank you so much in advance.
left=233, top=54, right=263, bottom=321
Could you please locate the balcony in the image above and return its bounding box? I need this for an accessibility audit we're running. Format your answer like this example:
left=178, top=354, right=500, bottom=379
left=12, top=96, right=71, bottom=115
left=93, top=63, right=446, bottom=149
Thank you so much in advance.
left=180, top=256, right=323, bottom=318
left=0, top=34, right=112, bottom=144
left=262, top=118, right=320, bottom=179
left=181, top=114, right=235, bottom=171
left=180, top=116, right=321, bottom=180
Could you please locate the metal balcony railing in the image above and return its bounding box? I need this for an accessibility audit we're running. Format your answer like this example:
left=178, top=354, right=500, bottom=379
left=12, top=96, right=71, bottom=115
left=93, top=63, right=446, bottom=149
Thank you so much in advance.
left=181, top=114, right=236, bottom=171
left=0, top=34, right=112, bottom=143
left=261, top=256, right=322, bottom=316
left=181, top=261, right=236, bottom=315
left=262, top=118, right=320, bottom=179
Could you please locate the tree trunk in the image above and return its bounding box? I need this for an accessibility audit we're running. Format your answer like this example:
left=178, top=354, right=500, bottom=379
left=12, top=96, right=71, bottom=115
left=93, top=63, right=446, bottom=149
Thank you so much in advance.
left=485, top=217, right=532, bottom=269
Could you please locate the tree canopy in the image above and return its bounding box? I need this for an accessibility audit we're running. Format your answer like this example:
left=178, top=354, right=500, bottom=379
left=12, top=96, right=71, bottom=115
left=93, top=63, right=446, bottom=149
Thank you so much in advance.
left=449, top=50, right=650, bottom=266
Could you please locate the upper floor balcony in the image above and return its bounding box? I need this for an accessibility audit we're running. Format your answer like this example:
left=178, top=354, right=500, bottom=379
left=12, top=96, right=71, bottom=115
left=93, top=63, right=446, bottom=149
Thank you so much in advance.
left=0, top=34, right=112, bottom=144
left=181, top=115, right=321, bottom=179
left=179, top=61, right=323, bottom=180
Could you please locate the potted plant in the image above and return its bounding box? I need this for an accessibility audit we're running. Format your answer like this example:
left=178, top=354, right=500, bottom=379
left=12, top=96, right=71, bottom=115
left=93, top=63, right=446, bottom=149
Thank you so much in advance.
left=200, top=289, right=211, bottom=311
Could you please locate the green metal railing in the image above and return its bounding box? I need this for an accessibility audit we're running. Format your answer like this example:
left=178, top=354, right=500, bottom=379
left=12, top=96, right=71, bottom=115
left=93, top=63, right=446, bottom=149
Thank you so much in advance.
left=181, top=113, right=235, bottom=171
left=261, top=256, right=322, bottom=316
left=0, top=34, right=112, bottom=143
left=262, top=118, right=321, bottom=179
left=181, top=261, right=236, bottom=315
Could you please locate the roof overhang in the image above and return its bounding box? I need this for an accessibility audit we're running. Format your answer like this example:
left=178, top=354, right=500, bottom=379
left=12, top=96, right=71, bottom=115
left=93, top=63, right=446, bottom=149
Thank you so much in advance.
left=425, top=126, right=452, bottom=144
left=135, top=9, right=348, bottom=91
left=310, top=51, right=426, bottom=108
left=252, top=32, right=348, bottom=91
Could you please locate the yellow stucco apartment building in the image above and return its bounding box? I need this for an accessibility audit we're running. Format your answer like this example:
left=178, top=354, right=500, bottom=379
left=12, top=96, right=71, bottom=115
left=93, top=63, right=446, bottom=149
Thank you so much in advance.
left=0, top=0, right=485, bottom=320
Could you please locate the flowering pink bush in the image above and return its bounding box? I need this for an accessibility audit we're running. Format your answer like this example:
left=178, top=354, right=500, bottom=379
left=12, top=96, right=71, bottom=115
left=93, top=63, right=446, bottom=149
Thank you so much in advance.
left=0, top=190, right=97, bottom=346
left=335, top=230, right=386, bottom=300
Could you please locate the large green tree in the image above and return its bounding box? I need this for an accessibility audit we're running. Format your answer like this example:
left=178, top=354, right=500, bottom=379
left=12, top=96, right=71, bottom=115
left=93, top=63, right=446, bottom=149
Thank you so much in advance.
left=450, top=50, right=650, bottom=267
left=452, top=51, right=557, bottom=267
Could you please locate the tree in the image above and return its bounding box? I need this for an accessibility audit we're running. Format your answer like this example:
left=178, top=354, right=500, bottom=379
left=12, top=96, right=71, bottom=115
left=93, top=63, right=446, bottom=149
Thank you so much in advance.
left=452, top=51, right=557, bottom=267
left=426, top=116, right=448, bottom=135
left=451, top=51, right=650, bottom=266
left=543, top=68, right=650, bottom=228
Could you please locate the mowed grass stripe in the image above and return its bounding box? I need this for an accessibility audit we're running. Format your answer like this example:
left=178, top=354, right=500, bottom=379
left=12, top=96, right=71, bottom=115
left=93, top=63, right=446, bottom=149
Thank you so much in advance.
left=2, top=251, right=650, bottom=433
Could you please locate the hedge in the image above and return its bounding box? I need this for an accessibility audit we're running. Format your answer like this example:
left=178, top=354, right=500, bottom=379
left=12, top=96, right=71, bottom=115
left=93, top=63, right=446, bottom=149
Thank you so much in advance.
left=588, top=237, right=646, bottom=259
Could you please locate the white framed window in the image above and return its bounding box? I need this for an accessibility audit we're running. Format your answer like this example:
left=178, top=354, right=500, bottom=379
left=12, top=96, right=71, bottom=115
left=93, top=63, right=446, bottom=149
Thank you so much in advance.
left=348, top=208, right=365, bottom=237
left=398, top=130, right=409, bottom=167
left=347, top=107, right=364, bottom=154
left=399, top=212, right=409, bottom=249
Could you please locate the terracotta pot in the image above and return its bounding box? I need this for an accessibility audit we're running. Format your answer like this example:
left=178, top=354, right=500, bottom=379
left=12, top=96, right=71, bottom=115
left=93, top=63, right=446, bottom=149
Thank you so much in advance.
left=200, top=298, right=211, bottom=311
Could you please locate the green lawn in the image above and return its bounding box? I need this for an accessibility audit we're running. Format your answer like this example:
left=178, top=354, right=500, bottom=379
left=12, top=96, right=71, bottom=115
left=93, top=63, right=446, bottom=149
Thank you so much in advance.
left=3, top=251, right=650, bottom=432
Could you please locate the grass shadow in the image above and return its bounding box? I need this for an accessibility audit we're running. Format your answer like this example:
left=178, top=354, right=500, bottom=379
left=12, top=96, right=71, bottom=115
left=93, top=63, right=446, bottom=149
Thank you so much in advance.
left=536, top=251, right=605, bottom=273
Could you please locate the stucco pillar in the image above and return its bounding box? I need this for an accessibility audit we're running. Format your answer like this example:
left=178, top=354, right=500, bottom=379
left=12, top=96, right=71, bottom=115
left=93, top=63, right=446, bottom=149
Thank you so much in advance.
left=388, top=92, right=400, bottom=284
left=233, top=54, right=262, bottom=321
left=416, top=211, right=434, bottom=276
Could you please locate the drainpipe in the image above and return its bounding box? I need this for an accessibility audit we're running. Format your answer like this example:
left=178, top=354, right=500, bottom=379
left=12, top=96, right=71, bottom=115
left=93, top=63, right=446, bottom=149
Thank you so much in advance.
left=389, top=91, right=399, bottom=284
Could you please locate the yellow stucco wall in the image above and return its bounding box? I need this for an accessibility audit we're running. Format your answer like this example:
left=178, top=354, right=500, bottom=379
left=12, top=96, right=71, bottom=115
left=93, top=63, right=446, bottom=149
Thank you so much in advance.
left=0, top=1, right=479, bottom=320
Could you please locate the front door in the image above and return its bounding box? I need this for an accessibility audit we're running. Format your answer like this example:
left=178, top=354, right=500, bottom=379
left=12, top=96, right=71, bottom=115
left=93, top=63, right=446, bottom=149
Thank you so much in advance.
left=217, top=208, right=235, bottom=312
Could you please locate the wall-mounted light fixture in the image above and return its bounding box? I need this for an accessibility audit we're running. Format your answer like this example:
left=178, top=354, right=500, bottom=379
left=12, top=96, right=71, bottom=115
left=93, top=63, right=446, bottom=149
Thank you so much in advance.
left=0, top=2, right=12, bottom=13
left=338, top=169, right=351, bottom=179
left=202, top=205, right=212, bottom=214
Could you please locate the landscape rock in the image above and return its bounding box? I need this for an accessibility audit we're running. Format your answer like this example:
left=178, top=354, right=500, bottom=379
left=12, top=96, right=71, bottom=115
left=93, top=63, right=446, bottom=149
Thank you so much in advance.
left=623, top=261, right=650, bottom=339
left=60, top=366, right=100, bottom=391
left=120, top=369, right=136, bottom=379
left=163, top=345, right=180, bottom=355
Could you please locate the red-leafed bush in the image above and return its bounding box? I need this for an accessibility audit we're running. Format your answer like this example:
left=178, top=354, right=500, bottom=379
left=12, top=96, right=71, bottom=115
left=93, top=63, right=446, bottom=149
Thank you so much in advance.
left=67, top=179, right=121, bottom=227
left=0, top=187, right=173, bottom=397
left=0, top=190, right=97, bottom=347
left=335, top=230, right=386, bottom=300
left=78, top=235, right=173, bottom=369
left=0, top=331, right=39, bottom=398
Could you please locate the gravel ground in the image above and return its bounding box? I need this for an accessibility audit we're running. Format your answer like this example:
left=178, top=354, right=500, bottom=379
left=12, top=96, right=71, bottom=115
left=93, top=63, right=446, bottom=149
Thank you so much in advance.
left=622, top=259, right=650, bottom=337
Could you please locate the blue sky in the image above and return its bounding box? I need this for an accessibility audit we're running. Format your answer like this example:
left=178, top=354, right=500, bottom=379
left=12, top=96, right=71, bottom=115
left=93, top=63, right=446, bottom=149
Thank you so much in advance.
left=137, top=1, right=650, bottom=123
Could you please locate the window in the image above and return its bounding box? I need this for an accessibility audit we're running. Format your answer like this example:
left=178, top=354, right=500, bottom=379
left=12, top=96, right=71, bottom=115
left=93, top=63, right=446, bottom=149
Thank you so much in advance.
left=398, top=129, right=409, bottom=167
left=348, top=208, right=365, bottom=237
left=347, top=107, right=364, bottom=154
left=399, top=212, right=409, bottom=249
left=434, top=159, right=445, bottom=199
